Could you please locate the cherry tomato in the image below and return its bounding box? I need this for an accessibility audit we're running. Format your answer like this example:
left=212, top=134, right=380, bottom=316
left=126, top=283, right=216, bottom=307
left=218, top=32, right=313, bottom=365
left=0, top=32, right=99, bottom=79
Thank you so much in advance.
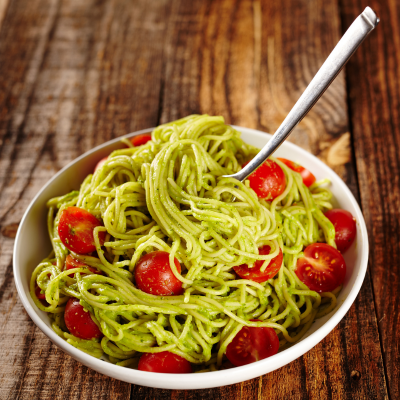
left=35, top=284, right=50, bottom=306
left=325, top=209, right=356, bottom=253
left=34, top=272, right=51, bottom=300
left=131, top=134, right=152, bottom=147
left=58, top=207, right=105, bottom=254
left=64, top=297, right=103, bottom=340
left=295, top=243, right=346, bottom=293
left=134, top=251, right=183, bottom=296
left=35, top=284, right=46, bottom=300
left=94, top=157, right=108, bottom=173
left=65, top=254, right=104, bottom=277
left=226, top=319, right=279, bottom=367
left=233, top=245, right=283, bottom=283
left=138, top=351, right=192, bottom=373
left=243, top=160, right=285, bottom=200
left=277, top=158, right=316, bottom=187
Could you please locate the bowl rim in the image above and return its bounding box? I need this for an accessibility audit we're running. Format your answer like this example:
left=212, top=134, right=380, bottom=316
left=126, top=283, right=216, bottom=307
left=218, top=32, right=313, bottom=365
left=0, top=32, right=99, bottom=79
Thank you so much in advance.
left=13, top=125, right=369, bottom=390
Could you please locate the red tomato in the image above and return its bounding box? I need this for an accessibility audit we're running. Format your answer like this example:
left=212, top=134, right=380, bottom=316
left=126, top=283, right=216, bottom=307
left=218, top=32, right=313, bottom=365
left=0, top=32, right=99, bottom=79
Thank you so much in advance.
left=233, top=245, right=283, bottom=283
left=134, top=251, right=183, bottom=296
left=65, top=254, right=104, bottom=276
left=138, top=351, right=192, bottom=373
left=35, top=284, right=46, bottom=300
left=295, top=243, right=346, bottom=293
left=34, top=272, right=51, bottom=300
left=131, top=134, right=152, bottom=147
left=277, top=158, right=316, bottom=187
left=226, top=319, right=279, bottom=367
left=243, top=160, right=285, bottom=200
left=94, top=157, right=108, bottom=173
left=324, top=209, right=356, bottom=253
left=58, top=207, right=105, bottom=254
left=64, top=297, right=103, bottom=340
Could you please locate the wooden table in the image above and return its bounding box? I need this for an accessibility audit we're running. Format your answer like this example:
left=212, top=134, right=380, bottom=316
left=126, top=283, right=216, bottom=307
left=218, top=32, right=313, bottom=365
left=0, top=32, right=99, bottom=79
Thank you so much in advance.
left=0, top=0, right=398, bottom=398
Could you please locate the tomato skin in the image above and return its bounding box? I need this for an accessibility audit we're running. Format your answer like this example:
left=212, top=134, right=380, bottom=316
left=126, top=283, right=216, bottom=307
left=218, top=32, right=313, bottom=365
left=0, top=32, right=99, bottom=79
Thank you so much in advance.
left=277, top=158, right=316, bottom=187
left=65, top=254, right=104, bottom=276
left=138, top=351, right=192, bottom=373
left=94, top=157, right=108, bottom=173
left=35, top=272, right=51, bottom=301
left=135, top=251, right=183, bottom=296
left=131, top=134, right=152, bottom=147
left=226, top=319, right=279, bottom=367
left=64, top=297, right=103, bottom=340
left=58, top=207, right=105, bottom=254
left=35, top=283, right=50, bottom=306
left=295, top=243, right=346, bottom=293
left=35, top=284, right=46, bottom=300
left=243, top=160, right=285, bottom=200
left=233, top=245, right=283, bottom=283
left=325, top=209, right=356, bottom=253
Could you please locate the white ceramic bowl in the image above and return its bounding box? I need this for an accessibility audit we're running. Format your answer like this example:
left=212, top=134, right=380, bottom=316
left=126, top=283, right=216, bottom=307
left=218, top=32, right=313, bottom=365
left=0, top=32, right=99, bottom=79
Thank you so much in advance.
left=13, top=126, right=369, bottom=390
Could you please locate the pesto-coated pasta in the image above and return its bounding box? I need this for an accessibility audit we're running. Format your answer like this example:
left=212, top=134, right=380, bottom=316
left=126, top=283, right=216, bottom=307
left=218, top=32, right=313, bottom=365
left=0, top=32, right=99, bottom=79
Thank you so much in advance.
left=31, top=115, right=339, bottom=371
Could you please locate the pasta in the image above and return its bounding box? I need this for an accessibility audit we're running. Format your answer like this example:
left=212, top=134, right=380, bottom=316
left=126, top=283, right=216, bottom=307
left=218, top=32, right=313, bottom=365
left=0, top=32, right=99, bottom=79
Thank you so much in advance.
left=31, top=114, right=339, bottom=371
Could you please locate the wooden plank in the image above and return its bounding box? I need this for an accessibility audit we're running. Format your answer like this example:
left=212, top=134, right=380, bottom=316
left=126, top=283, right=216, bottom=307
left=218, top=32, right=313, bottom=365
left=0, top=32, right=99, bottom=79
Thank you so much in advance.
left=340, top=1, right=400, bottom=399
left=0, top=0, right=169, bottom=398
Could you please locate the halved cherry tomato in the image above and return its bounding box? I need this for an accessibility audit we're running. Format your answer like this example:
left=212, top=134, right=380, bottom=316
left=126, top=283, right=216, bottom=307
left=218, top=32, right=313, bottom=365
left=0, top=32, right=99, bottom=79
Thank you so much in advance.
left=226, top=319, right=279, bottom=367
left=64, top=297, right=103, bottom=340
left=34, top=272, right=51, bottom=301
left=58, top=207, right=105, bottom=254
left=295, top=243, right=346, bottom=293
left=134, top=251, right=183, bottom=296
left=277, top=158, right=316, bottom=187
left=325, top=209, right=356, bottom=253
left=233, top=245, right=283, bottom=283
left=131, top=134, right=152, bottom=147
left=35, top=284, right=50, bottom=306
left=138, top=351, right=192, bottom=373
left=35, top=284, right=46, bottom=300
left=94, top=157, right=108, bottom=173
left=65, top=254, right=104, bottom=277
left=243, top=160, right=285, bottom=200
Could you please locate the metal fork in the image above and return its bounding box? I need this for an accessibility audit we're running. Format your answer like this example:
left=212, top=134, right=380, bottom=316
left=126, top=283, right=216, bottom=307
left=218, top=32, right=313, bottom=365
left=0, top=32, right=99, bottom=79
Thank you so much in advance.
left=223, top=7, right=379, bottom=182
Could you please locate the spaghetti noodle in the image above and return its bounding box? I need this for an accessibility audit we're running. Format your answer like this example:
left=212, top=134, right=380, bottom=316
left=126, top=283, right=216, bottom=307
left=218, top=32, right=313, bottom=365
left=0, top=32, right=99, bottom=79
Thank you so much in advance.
left=31, top=115, right=338, bottom=371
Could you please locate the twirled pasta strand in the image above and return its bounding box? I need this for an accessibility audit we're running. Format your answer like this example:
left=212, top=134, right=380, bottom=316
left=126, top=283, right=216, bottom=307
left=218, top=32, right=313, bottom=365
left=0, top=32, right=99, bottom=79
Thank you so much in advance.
left=31, top=115, right=338, bottom=371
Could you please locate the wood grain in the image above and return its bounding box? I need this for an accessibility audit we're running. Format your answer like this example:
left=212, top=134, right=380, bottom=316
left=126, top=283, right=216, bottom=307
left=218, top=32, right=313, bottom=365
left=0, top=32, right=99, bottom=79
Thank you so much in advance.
left=0, top=0, right=10, bottom=30
left=0, top=0, right=393, bottom=398
left=340, top=0, right=400, bottom=399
